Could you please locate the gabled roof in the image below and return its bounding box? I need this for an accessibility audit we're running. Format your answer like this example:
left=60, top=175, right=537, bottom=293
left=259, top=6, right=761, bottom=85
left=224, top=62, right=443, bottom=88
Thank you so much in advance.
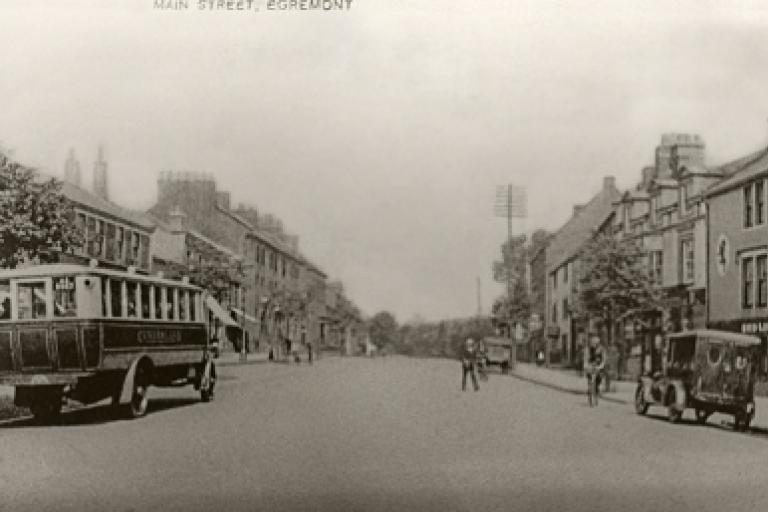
left=705, top=146, right=768, bottom=197
left=545, top=182, right=621, bottom=272
left=62, top=182, right=155, bottom=230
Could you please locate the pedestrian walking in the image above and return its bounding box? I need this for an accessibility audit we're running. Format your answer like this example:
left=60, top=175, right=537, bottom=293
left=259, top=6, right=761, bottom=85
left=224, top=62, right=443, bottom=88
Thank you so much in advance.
left=461, top=338, right=480, bottom=392
left=307, top=341, right=313, bottom=364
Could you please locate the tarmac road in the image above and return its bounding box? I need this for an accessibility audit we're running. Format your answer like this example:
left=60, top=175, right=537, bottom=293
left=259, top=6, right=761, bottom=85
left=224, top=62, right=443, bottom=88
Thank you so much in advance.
left=2, top=355, right=768, bottom=512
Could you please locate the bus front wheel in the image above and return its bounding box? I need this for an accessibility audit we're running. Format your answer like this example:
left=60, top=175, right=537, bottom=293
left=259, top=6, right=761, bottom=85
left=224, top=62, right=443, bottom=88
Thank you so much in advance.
left=124, top=363, right=151, bottom=419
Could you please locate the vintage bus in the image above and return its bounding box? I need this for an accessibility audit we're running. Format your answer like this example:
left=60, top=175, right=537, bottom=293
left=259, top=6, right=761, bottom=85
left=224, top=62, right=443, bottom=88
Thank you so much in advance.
left=0, top=263, right=217, bottom=421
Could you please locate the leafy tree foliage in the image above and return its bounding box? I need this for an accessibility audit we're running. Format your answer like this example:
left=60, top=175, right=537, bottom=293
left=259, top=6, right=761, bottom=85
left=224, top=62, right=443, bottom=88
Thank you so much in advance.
left=572, top=231, right=660, bottom=344
left=492, top=229, right=550, bottom=327
left=368, top=311, right=399, bottom=350
left=0, top=152, right=83, bottom=268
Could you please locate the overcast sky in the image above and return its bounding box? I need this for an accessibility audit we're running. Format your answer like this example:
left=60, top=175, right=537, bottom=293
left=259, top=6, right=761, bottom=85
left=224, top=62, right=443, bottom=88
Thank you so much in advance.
left=2, top=1, right=768, bottom=322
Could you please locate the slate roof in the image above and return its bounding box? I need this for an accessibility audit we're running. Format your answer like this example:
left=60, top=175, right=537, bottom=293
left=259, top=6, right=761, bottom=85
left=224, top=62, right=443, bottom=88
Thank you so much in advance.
left=545, top=183, right=621, bottom=272
left=61, top=181, right=155, bottom=230
left=705, top=146, right=768, bottom=197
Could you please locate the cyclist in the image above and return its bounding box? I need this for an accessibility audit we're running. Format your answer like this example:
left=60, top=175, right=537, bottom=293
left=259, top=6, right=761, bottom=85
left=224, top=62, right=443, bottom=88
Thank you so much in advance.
left=584, top=334, right=606, bottom=406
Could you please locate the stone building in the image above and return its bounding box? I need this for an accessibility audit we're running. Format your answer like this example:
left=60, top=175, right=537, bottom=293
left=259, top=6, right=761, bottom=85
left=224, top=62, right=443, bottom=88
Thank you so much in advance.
left=148, top=171, right=337, bottom=358
left=610, top=134, right=726, bottom=377
left=706, top=146, right=768, bottom=376
left=544, top=176, right=620, bottom=365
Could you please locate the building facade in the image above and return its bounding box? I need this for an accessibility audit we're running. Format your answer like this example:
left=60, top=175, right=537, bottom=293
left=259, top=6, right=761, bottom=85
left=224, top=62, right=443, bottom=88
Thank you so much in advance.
left=544, top=176, right=620, bottom=365
left=148, top=171, right=352, bottom=358
left=608, top=134, right=721, bottom=377
left=706, top=147, right=768, bottom=376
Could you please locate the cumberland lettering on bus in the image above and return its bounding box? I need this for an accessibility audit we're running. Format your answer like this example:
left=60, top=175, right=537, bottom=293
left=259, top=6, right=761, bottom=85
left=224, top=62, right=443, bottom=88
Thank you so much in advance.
left=137, top=329, right=182, bottom=344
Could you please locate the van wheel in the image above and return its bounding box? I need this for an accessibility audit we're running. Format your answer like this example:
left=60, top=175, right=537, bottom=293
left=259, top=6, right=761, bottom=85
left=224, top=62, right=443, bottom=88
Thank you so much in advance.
left=667, top=388, right=682, bottom=423
left=634, top=385, right=649, bottom=415
left=200, top=374, right=215, bottom=403
left=501, top=362, right=509, bottom=375
left=734, top=411, right=752, bottom=432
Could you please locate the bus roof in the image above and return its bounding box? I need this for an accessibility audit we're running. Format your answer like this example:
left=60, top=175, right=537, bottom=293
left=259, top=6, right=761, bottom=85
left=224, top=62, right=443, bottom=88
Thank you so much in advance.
left=667, top=329, right=761, bottom=347
left=0, top=264, right=203, bottom=291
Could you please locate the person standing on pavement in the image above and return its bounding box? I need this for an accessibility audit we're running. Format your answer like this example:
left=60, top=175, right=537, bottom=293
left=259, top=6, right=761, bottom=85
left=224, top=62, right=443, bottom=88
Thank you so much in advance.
left=461, top=338, right=480, bottom=392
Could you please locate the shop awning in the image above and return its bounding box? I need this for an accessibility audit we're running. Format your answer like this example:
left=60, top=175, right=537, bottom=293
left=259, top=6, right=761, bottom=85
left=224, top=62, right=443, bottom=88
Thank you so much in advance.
left=205, top=295, right=238, bottom=327
left=231, top=307, right=259, bottom=325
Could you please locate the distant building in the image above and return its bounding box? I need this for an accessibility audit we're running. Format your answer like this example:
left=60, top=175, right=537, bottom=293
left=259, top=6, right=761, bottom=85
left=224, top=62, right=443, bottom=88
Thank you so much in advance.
left=148, top=171, right=341, bottom=358
left=544, top=176, right=620, bottom=365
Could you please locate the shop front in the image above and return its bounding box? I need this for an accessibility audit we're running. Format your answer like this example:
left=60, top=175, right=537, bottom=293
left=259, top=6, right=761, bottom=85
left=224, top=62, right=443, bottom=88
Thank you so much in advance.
left=708, top=318, right=768, bottom=378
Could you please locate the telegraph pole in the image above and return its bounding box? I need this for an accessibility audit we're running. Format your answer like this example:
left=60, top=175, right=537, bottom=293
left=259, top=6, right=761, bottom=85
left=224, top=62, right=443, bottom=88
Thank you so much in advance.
left=495, top=184, right=527, bottom=370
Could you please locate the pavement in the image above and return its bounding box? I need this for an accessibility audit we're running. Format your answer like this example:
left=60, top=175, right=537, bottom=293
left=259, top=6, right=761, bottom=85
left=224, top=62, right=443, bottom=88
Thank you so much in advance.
left=3, top=356, right=768, bottom=511
left=509, top=360, right=768, bottom=429
left=508, top=362, right=636, bottom=404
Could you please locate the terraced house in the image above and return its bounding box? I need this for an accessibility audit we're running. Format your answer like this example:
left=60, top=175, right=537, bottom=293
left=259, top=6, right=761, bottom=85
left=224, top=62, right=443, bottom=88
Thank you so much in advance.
left=706, top=146, right=768, bottom=376
left=544, top=176, right=620, bottom=365
left=148, top=171, right=356, bottom=358
left=60, top=148, right=154, bottom=274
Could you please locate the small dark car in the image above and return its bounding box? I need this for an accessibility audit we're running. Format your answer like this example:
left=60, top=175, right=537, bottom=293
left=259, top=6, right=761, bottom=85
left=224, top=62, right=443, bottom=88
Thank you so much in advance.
left=634, top=329, right=760, bottom=431
left=480, top=336, right=512, bottom=374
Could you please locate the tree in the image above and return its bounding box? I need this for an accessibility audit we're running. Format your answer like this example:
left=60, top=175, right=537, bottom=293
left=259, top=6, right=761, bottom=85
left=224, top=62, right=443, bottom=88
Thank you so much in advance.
left=0, top=151, right=83, bottom=268
left=572, top=231, right=661, bottom=359
left=492, top=232, right=538, bottom=330
left=368, top=311, right=399, bottom=350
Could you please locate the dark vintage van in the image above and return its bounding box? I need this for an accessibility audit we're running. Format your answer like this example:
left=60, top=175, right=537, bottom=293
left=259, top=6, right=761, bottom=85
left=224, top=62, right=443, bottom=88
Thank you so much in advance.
left=634, top=329, right=760, bottom=431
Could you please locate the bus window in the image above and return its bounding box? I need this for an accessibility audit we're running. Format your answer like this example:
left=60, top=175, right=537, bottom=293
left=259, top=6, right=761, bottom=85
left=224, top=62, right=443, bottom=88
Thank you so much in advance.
left=167, top=288, right=176, bottom=320
left=140, top=284, right=151, bottom=319
left=179, top=290, right=187, bottom=321
left=110, top=279, right=122, bottom=317
left=126, top=281, right=138, bottom=318
left=53, top=276, right=77, bottom=317
left=18, top=282, right=47, bottom=319
left=155, top=286, right=164, bottom=320
left=102, top=278, right=109, bottom=317
left=0, top=280, right=10, bottom=320
left=189, top=292, right=197, bottom=322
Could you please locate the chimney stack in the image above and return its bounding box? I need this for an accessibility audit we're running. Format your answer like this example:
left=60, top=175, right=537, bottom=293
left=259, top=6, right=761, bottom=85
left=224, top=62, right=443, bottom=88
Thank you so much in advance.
left=93, top=144, right=109, bottom=200
left=168, top=206, right=187, bottom=233
left=216, top=191, right=231, bottom=211
left=64, top=148, right=82, bottom=187
left=603, top=176, right=616, bottom=191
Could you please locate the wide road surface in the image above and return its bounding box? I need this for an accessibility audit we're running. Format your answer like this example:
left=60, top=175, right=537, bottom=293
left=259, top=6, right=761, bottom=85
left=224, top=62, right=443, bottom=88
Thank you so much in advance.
left=2, top=356, right=768, bottom=512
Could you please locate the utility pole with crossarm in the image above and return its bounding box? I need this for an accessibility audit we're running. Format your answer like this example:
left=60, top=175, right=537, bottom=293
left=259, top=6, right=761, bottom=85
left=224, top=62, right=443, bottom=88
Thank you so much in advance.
left=495, top=184, right=527, bottom=370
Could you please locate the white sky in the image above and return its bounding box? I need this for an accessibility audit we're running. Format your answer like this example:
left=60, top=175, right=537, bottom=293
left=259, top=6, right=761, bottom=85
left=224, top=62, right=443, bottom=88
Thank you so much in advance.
left=2, top=0, right=768, bottom=322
